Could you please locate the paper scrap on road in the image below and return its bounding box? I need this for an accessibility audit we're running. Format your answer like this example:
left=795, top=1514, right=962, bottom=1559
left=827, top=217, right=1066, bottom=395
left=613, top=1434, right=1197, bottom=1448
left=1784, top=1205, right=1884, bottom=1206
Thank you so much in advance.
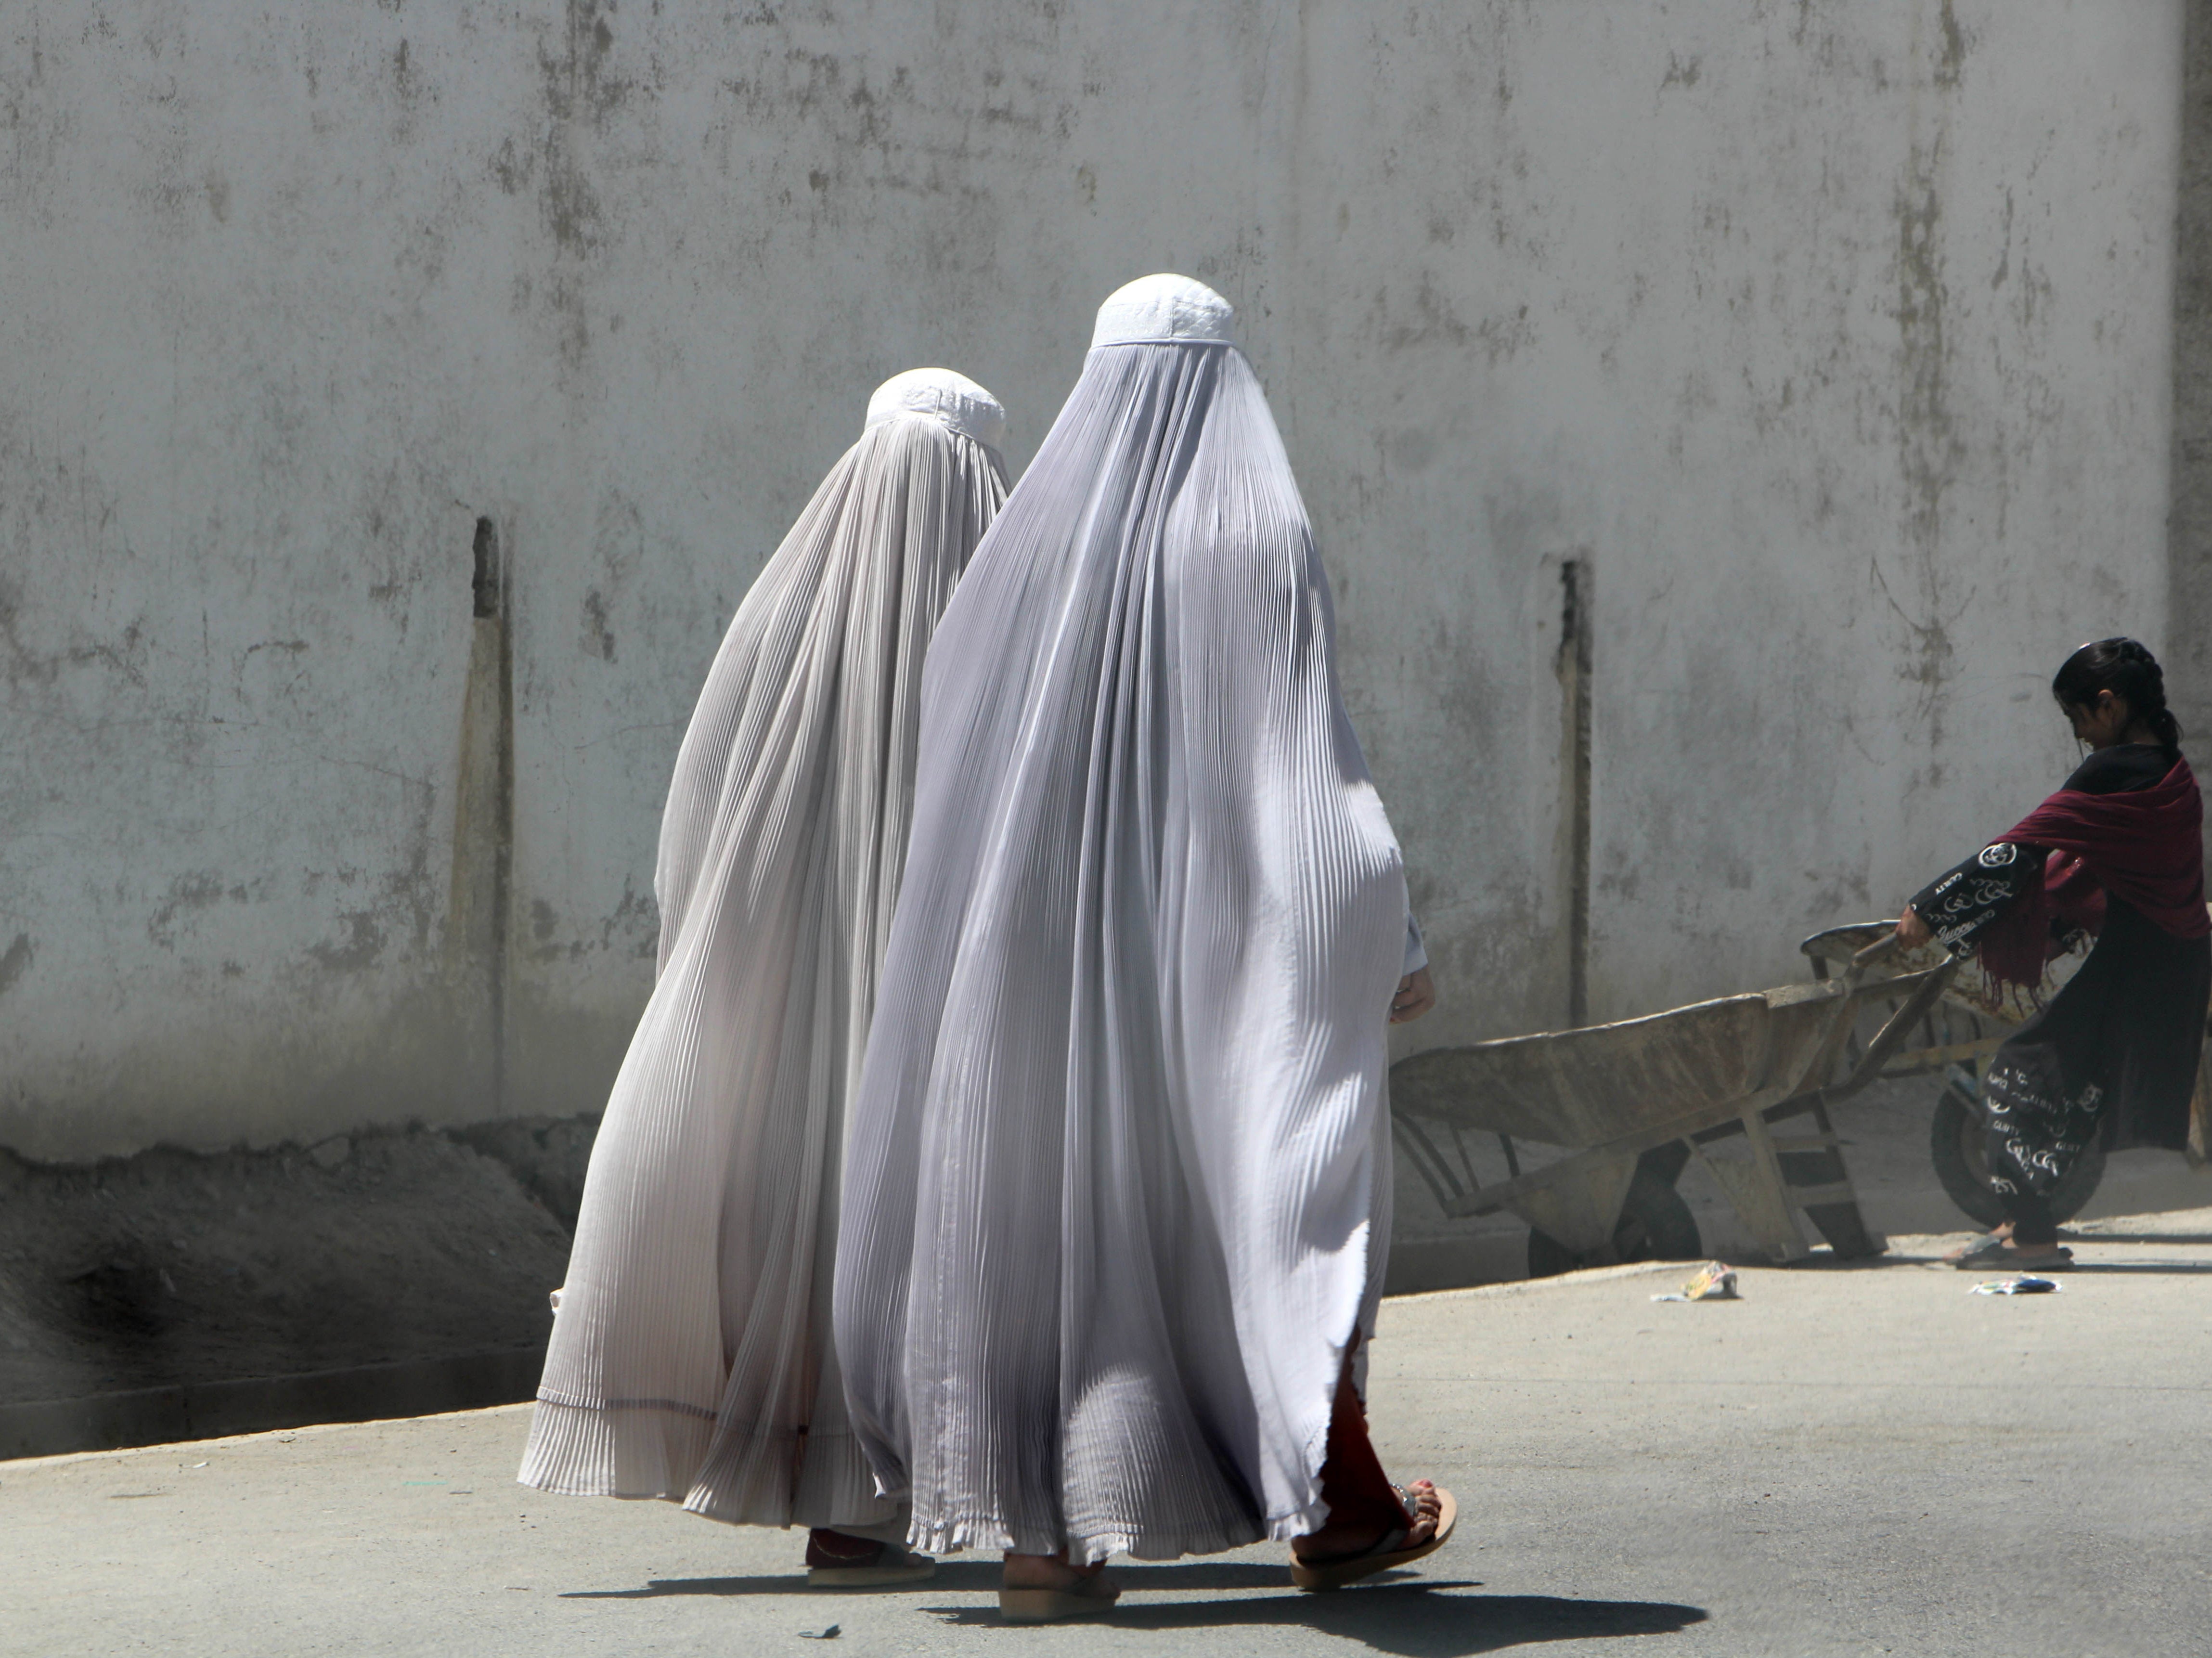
left=1653, top=1261, right=1739, bottom=1302
left=1969, top=1276, right=2061, bottom=1295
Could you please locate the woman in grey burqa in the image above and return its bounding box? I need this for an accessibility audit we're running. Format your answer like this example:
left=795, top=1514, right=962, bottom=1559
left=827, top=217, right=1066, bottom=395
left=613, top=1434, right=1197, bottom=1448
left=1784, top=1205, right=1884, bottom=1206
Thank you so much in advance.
left=834, top=276, right=1451, bottom=1621
left=519, top=370, right=1009, bottom=1585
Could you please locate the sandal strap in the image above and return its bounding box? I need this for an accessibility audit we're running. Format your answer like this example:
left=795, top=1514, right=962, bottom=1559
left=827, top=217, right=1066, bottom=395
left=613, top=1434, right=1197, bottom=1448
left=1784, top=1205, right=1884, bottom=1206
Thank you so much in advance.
left=1390, top=1481, right=1436, bottom=1522
left=1298, top=1523, right=1411, bottom=1569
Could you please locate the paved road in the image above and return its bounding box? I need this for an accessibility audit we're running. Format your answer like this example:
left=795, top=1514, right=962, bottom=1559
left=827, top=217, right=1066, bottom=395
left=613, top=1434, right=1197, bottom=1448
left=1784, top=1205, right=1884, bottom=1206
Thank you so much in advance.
left=8, top=1222, right=2210, bottom=1657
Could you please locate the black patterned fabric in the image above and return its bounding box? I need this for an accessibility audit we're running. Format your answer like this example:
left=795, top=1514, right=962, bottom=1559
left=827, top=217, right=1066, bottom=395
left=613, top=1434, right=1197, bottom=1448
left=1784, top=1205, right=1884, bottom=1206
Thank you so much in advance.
left=1910, top=839, right=2044, bottom=956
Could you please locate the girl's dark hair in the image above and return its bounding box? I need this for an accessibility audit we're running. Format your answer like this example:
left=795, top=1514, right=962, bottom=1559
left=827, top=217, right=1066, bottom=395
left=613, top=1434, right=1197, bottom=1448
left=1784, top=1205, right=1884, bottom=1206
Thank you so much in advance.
left=2052, top=637, right=2182, bottom=752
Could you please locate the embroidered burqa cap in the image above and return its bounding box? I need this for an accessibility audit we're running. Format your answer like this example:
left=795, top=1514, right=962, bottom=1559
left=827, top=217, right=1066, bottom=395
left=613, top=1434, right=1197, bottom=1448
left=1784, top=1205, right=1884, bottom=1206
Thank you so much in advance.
left=835, top=277, right=1412, bottom=1561
left=521, top=369, right=1009, bottom=1528
left=866, top=366, right=1008, bottom=452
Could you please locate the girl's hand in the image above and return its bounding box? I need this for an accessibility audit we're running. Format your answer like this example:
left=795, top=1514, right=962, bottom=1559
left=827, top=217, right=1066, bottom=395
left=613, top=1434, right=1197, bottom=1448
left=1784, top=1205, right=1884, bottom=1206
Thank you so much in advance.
left=1390, top=967, right=1436, bottom=1024
left=1894, top=907, right=1931, bottom=949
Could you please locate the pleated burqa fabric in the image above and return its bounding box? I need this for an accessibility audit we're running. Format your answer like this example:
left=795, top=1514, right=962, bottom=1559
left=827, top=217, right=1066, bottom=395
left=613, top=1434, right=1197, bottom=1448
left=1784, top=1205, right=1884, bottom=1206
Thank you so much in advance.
left=834, top=277, right=1417, bottom=1563
left=519, top=369, right=1010, bottom=1528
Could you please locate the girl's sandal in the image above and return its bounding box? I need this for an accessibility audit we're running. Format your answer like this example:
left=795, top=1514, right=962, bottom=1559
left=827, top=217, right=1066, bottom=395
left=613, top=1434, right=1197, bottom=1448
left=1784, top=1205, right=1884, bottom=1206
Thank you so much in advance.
left=998, top=1564, right=1121, bottom=1623
left=1942, top=1231, right=2005, bottom=1263
left=1950, top=1237, right=2072, bottom=1271
left=1291, top=1485, right=1457, bottom=1592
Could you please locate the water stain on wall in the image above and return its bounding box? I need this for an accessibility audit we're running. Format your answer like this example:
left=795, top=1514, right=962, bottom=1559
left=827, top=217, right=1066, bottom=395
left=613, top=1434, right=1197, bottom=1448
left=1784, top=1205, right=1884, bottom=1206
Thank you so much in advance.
left=0, top=934, right=33, bottom=998
left=580, top=590, right=616, bottom=661
left=446, top=517, right=515, bottom=1113
left=1882, top=24, right=1971, bottom=748
left=146, top=874, right=234, bottom=952
left=307, top=912, right=388, bottom=973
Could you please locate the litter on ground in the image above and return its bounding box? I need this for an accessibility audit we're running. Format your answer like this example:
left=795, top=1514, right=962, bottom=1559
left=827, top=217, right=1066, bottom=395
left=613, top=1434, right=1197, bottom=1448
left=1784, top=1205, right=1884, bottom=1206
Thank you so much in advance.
left=1652, top=1261, right=1740, bottom=1302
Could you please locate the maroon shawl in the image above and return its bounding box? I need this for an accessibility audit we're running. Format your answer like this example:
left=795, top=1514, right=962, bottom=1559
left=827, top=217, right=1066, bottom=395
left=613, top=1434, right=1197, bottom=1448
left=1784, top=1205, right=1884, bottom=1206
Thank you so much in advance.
left=1977, top=755, right=2210, bottom=990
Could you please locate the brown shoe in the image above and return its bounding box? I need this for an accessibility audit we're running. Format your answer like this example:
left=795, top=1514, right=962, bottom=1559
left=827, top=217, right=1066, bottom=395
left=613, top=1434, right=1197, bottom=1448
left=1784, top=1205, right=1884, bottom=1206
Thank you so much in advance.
left=999, top=1553, right=1120, bottom=1622
left=804, top=1529, right=934, bottom=1588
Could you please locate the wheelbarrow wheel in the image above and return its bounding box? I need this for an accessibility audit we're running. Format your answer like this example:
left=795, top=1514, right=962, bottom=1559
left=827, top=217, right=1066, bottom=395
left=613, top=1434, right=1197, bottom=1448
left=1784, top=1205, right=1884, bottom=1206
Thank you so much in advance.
left=1526, top=1166, right=1703, bottom=1280
left=1929, top=1082, right=2106, bottom=1230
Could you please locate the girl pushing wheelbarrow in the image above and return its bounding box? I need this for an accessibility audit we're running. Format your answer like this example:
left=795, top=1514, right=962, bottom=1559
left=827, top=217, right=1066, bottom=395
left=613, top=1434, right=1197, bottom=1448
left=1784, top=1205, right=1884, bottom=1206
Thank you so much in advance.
left=1897, top=639, right=2211, bottom=1271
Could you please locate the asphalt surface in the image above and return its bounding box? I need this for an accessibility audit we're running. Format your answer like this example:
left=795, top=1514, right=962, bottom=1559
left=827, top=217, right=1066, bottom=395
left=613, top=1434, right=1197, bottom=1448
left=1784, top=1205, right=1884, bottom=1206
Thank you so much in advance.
left=7, top=1219, right=2211, bottom=1658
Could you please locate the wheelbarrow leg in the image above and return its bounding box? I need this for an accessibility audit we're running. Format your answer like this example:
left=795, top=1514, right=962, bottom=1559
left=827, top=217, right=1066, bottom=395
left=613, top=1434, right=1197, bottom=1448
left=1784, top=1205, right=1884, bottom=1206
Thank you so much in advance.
left=1637, top=1140, right=1692, bottom=1190
left=1772, top=1101, right=1885, bottom=1259
left=1693, top=1106, right=1811, bottom=1264
left=1510, top=1153, right=1640, bottom=1262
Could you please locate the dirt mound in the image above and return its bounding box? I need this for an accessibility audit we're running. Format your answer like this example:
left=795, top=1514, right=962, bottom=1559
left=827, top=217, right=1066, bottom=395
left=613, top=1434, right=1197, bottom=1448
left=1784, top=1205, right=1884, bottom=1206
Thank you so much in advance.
left=0, top=1118, right=597, bottom=1407
left=444, top=1115, right=600, bottom=1230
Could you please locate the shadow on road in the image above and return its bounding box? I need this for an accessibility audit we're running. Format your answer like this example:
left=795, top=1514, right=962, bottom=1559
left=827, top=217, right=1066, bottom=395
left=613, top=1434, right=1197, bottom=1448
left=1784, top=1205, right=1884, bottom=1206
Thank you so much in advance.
left=565, top=1567, right=1707, bottom=1654
left=923, top=1579, right=1706, bottom=1653
left=565, top=1560, right=1325, bottom=1598
left=2049, top=1259, right=2212, bottom=1273
left=564, top=1559, right=1005, bottom=1596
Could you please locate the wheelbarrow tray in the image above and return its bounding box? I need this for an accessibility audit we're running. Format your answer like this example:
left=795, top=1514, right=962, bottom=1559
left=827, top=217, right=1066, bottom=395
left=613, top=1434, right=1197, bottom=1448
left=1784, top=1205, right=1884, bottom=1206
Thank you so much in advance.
left=1392, top=981, right=1850, bottom=1150
left=1391, top=962, right=1953, bottom=1265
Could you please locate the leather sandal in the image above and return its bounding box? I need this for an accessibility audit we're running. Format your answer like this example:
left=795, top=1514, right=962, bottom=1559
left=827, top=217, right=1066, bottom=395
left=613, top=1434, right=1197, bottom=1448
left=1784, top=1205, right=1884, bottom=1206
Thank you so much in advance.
left=804, top=1531, right=935, bottom=1588
left=998, top=1561, right=1120, bottom=1622
left=1291, top=1484, right=1457, bottom=1592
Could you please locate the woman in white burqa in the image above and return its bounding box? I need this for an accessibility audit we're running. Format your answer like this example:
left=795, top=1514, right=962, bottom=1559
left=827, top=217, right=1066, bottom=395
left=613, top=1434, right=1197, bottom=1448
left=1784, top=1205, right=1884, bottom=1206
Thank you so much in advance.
left=518, top=369, right=1009, bottom=1585
left=834, top=277, right=1449, bottom=1622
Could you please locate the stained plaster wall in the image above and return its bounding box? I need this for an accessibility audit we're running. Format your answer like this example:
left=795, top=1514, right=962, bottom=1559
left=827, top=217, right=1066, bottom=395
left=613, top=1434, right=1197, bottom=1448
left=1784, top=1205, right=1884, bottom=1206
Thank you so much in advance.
left=0, top=0, right=2186, bottom=1158
left=2173, top=0, right=2212, bottom=774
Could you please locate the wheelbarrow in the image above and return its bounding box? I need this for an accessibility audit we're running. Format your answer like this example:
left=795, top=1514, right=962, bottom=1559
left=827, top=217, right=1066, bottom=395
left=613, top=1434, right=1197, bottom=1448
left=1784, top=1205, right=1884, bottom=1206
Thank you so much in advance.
left=1390, top=937, right=1957, bottom=1275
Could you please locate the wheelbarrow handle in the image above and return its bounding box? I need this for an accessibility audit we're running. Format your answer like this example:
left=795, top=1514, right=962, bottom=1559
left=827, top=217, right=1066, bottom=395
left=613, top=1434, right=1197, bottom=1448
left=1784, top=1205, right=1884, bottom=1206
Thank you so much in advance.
left=1845, top=929, right=1902, bottom=979
left=1827, top=956, right=1959, bottom=1098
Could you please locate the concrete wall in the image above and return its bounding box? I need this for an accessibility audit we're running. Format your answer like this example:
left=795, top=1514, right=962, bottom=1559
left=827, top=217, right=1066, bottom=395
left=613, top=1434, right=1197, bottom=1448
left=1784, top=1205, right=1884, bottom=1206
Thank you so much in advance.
left=0, top=0, right=2187, bottom=1158
left=2172, top=0, right=2212, bottom=794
